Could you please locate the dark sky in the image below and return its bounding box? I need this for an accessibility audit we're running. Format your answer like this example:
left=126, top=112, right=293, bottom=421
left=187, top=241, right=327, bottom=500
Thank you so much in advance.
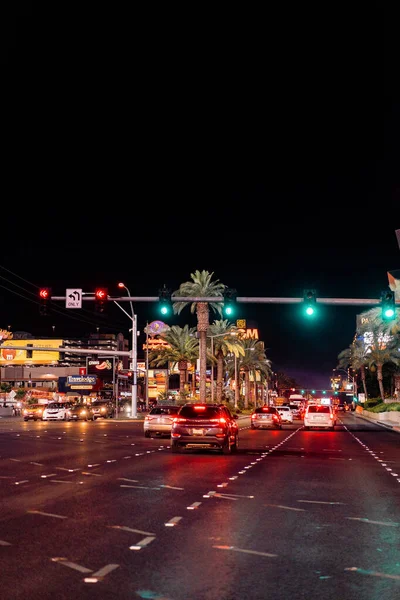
left=1, top=5, right=399, bottom=390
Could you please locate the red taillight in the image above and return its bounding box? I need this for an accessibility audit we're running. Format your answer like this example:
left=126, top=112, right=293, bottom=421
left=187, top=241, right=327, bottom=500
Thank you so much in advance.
left=219, top=417, right=227, bottom=424
left=251, top=414, right=257, bottom=419
left=330, top=414, right=334, bottom=420
left=173, top=417, right=187, bottom=423
left=273, top=414, right=278, bottom=421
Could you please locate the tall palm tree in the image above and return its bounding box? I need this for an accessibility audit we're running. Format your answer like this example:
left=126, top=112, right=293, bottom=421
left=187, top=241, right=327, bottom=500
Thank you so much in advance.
left=239, top=338, right=272, bottom=409
left=148, top=325, right=199, bottom=395
left=207, top=319, right=245, bottom=403
left=337, top=337, right=369, bottom=399
left=363, top=331, right=400, bottom=400
left=172, top=270, right=226, bottom=402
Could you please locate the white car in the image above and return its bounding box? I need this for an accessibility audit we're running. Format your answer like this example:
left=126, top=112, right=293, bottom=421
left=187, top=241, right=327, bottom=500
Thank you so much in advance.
left=277, top=406, right=293, bottom=423
left=303, top=405, right=336, bottom=430
left=42, top=402, right=73, bottom=421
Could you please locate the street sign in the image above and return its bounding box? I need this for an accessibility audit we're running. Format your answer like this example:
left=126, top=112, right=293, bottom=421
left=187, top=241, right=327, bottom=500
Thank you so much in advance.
left=66, top=289, right=82, bottom=309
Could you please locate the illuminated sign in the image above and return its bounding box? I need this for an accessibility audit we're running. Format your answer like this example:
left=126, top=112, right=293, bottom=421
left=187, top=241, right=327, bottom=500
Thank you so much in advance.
left=0, top=340, right=63, bottom=364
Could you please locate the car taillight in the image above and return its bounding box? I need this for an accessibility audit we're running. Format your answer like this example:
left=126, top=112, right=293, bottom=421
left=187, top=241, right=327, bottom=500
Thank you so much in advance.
left=219, top=418, right=227, bottom=424
left=23, top=410, right=28, bottom=415
left=330, top=414, right=334, bottom=420
left=273, top=414, right=278, bottom=421
left=251, top=414, right=257, bottom=419
left=173, top=417, right=187, bottom=423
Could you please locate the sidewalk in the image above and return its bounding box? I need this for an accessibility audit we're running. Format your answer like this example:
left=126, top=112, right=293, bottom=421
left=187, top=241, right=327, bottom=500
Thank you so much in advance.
left=354, top=408, right=400, bottom=434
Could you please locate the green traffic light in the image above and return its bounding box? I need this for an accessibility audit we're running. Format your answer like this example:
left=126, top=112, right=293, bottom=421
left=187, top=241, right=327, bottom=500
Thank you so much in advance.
left=305, top=306, right=314, bottom=316
left=384, top=308, right=395, bottom=319
left=224, top=306, right=234, bottom=316
left=160, top=305, right=169, bottom=315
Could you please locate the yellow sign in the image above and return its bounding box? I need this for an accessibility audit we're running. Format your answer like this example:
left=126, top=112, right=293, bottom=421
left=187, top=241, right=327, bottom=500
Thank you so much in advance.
left=0, top=339, right=63, bottom=365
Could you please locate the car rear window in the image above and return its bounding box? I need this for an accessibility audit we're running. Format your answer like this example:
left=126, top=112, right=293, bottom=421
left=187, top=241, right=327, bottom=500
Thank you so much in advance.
left=307, top=406, right=331, bottom=414
left=255, top=407, right=277, bottom=414
left=150, top=407, right=180, bottom=415
left=179, top=406, right=222, bottom=419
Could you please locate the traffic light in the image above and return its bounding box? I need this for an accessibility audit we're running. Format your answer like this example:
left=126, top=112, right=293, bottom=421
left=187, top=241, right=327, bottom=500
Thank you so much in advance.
left=94, top=288, right=108, bottom=313
left=127, top=371, right=134, bottom=385
left=39, top=287, right=52, bottom=315
left=303, top=289, right=317, bottom=316
left=381, top=290, right=396, bottom=321
left=158, top=284, right=172, bottom=316
left=223, top=287, right=237, bottom=317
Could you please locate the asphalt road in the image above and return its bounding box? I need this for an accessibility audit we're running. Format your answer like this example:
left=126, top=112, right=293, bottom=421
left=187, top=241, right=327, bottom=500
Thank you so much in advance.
left=0, top=413, right=399, bottom=600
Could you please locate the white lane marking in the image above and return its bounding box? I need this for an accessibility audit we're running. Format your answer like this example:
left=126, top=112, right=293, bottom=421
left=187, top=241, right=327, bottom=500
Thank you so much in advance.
left=118, top=478, right=139, bottom=483
left=345, top=567, right=400, bottom=580
left=29, top=462, right=43, bottom=466
left=81, top=472, right=102, bottom=476
left=203, top=491, right=216, bottom=498
left=120, top=485, right=160, bottom=490
left=0, top=476, right=16, bottom=479
left=213, top=545, right=277, bottom=558
left=129, top=536, right=156, bottom=550
left=87, top=464, right=100, bottom=468
left=109, top=526, right=155, bottom=536
left=0, top=540, right=11, bottom=546
left=264, top=504, right=306, bottom=512
left=346, top=517, right=399, bottom=527
left=52, top=557, right=92, bottom=573
left=41, top=474, right=57, bottom=478
left=56, top=467, right=79, bottom=472
left=123, top=456, right=132, bottom=459
left=187, top=502, right=202, bottom=510
left=165, top=516, right=182, bottom=527
left=28, top=510, right=67, bottom=519
left=91, top=564, right=119, bottom=577
left=51, top=480, right=74, bottom=484
left=160, top=485, right=184, bottom=490
left=9, top=458, right=21, bottom=462
left=217, top=493, right=254, bottom=499
left=15, top=480, right=29, bottom=485
left=298, top=500, right=345, bottom=505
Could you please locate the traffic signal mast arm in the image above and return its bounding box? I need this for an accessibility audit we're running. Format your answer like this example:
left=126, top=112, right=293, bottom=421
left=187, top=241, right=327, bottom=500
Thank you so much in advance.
left=49, top=294, right=394, bottom=306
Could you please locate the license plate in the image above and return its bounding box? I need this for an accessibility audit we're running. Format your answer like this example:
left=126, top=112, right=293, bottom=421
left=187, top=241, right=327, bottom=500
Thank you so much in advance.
left=192, top=428, right=204, bottom=435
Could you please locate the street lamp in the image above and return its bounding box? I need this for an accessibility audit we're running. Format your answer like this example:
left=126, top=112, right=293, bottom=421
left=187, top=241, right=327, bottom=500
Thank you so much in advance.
left=117, top=283, right=138, bottom=419
left=208, top=332, right=238, bottom=403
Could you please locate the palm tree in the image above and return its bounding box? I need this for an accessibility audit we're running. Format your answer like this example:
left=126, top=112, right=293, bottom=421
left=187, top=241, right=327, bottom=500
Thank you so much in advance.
left=148, top=325, right=199, bottom=395
left=363, top=331, right=400, bottom=400
left=172, top=270, right=226, bottom=402
left=337, top=337, right=369, bottom=398
left=239, top=338, right=272, bottom=409
left=207, top=319, right=245, bottom=403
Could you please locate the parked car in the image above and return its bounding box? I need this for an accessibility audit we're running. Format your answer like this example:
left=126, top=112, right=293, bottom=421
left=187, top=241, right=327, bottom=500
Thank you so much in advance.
left=42, top=402, right=74, bottom=421
left=303, top=404, right=336, bottom=430
left=251, top=406, right=282, bottom=429
left=144, top=405, right=181, bottom=438
left=22, top=404, right=45, bottom=421
left=277, top=405, right=293, bottom=423
left=68, top=403, right=95, bottom=421
left=171, top=403, right=239, bottom=454
left=91, top=400, right=114, bottom=420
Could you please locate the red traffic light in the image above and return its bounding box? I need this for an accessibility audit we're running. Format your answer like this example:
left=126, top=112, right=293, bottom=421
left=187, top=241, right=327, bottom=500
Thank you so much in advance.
left=95, top=288, right=108, bottom=301
left=39, top=287, right=51, bottom=300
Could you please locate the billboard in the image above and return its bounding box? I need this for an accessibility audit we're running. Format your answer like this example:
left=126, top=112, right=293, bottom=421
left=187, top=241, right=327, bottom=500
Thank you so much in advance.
left=0, top=339, right=63, bottom=365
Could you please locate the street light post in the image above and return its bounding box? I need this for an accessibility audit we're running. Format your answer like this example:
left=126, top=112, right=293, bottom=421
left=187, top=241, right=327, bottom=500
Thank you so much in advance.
left=117, top=283, right=138, bottom=419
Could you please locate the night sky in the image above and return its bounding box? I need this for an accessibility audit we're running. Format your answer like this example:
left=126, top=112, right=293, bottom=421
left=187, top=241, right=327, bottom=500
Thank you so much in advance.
left=2, top=5, right=398, bottom=390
